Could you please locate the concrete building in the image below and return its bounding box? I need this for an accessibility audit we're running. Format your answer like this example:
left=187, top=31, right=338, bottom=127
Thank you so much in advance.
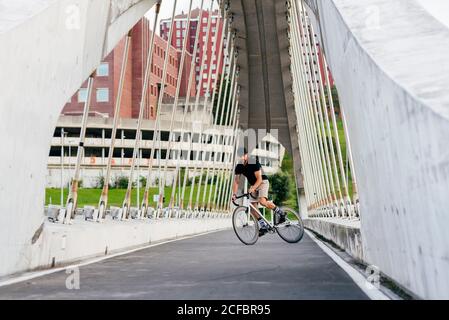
left=63, top=18, right=195, bottom=120
left=47, top=104, right=284, bottom=189
left=160, top=8, right=224, bottom=96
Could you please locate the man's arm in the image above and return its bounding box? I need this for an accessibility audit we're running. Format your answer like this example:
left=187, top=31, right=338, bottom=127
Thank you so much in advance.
left=249, top=170, right=263, bottom=194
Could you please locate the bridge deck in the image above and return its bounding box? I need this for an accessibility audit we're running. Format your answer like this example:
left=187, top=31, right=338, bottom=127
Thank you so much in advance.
left=0, top=230, right=368, bottom=300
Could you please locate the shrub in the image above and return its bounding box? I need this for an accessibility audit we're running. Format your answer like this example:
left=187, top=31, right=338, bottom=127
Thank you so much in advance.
left=139, top=176, right=147, bottom=188
left=115, top=176, right=129, bottom=189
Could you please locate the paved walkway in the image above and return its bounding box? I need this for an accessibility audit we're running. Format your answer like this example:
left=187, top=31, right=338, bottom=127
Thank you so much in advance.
left=0, top=230, right=368, bottom=300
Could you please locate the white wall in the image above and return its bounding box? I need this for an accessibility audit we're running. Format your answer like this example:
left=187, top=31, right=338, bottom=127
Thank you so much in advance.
left=305, top=0, right=449, bottom=299
left=46, top=167, right=179, bottom=189
left=0, top=0, right=155, bottom=277
left=29, top=217, right=231, bottom=275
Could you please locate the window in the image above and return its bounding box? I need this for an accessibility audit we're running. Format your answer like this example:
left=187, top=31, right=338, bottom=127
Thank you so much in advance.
left=176, top=30, right=181, bottom=37
left=97, top=63, right=109, bottom=76
left=96, top=88, right=109, bottom=102
left=212, top=64, right=216, bottom=70
left=176, top=39, right=181, bottom=47
left=78, top=88, right=87, bottom=103
left=176, top=21, right=181, bottom=28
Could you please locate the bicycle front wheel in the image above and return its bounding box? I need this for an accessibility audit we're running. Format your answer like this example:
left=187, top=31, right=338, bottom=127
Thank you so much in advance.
left=232, top=206, right=259, bottom=245
left=276, top=207, right=304, bottom=243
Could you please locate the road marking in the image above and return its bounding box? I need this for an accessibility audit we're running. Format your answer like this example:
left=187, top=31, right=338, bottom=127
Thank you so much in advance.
left=0, top=229, right=226, bottom=288
left=305, top=230, right=390, bottom=300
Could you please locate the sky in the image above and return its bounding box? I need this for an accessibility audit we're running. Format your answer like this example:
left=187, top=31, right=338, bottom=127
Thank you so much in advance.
left=145, top=0, right=219, bottom=35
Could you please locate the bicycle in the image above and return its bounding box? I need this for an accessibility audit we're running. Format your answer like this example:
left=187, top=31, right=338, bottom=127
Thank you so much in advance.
left=232, top=193, right=305, bottom=245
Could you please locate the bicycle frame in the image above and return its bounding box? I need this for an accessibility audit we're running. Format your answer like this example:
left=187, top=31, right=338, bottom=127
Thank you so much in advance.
left=234, top=194, right=274, bottom=228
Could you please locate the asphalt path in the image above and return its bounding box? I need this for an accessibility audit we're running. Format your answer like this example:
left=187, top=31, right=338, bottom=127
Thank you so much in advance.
left=0, top=230, right=368, bottom=300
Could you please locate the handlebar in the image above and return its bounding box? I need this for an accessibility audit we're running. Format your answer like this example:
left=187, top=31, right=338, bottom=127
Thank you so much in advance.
left=232, top=193, right=250, bottom=207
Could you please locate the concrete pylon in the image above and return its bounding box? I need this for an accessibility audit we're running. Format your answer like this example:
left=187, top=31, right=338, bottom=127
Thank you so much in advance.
left=0, top=0, right=156, bottom=277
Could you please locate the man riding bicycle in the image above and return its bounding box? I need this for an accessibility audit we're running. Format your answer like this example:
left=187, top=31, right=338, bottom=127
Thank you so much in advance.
left=232, top=148, right=286, bottom=236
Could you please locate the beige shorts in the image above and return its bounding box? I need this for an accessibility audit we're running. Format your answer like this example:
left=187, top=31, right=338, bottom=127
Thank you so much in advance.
left=249, top=180, right=269, bottom=202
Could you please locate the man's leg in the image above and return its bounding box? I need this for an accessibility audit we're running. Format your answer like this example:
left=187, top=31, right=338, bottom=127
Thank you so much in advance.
left=259, top=197, right=276, bottom=210
left=259, top=197, right=286, bottom=225
left=250, top=194, right=269, bottom=236
left=258, top=181, right=286, bottom=224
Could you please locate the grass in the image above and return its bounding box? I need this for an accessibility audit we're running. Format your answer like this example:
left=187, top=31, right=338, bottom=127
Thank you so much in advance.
left=46, top=183, right=221, bottom=208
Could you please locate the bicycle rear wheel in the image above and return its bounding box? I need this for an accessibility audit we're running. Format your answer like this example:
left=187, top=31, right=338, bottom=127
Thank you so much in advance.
left=276, top=207, right=304, bottom=243
left=232, top=206, right=259, bottom=245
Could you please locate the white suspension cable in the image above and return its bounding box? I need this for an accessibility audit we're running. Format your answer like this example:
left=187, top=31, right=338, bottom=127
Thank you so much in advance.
left=194, top=15, right=228, bottom=212
left=97, top=31, right=133, bottom=222
left=120, top=0, right=169, bottom=220
left=158, top=0, right=195, bottom=217
left=135, top=0, right=179, bottom=219
left=165, top=0, right=207, bottom=214
left=198, top=16, right=229, bottom=212
left=64, top=72, right=95, bottom=224
left=205, top=27, right=234, bottom=212
left=186, top=0, right=218, bottom=212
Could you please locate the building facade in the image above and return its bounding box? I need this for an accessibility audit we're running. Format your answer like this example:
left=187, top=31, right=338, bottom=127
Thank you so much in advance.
left=47, top=107, right=285, bottom=189
left=160, top=8, right=224, bottom=96
left=62, top=18, right=195, bottom=120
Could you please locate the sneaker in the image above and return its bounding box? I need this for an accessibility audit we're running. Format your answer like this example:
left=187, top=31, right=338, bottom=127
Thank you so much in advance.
left=259, top=227, right=268, bottom=237
left=258, top=220, right=269, bottom=237
left=274, top=208, right=286, bottom=225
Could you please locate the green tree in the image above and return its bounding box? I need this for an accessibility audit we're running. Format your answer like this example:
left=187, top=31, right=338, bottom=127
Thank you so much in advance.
left=268, top=172, right=291, bottom=205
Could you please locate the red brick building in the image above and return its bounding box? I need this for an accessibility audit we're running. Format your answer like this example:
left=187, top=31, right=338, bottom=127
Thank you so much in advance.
left=62, top=18, right=195, bottom=120
left=160, top=8, right=224, bottom=96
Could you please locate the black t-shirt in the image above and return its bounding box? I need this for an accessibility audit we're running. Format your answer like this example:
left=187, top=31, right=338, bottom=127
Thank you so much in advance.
left=235, top=161, right=268, bottom=186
